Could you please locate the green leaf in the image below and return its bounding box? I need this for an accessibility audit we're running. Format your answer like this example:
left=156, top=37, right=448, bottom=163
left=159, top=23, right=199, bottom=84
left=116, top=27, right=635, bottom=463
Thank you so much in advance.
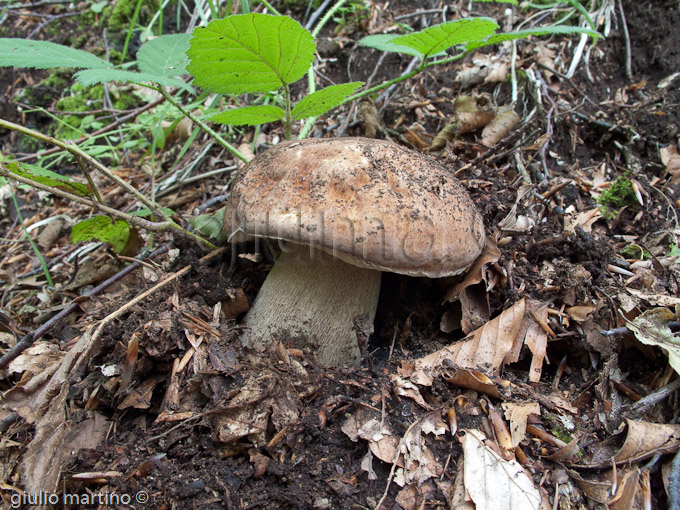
left=357, top=34, right=428, bottom=58
left=392, top=18, right=499, bottom=58
left=466, top=26, right=601, bottom=51
left=187, top=207, right=227, bottom=242
left=187, top=13, right=316, bottom=94
left=0, top=38, right=111, bottom=69
left=137, top=34, right=191, bottom=76
left=71, top=216, right=131, bottom=253
left=210, top=105, right=285, bottom=126
left=3, top=161, right=90, bottom=196
left=292, top=82, right=364, bottom=120
left=74, top=68, right=192, bottom=91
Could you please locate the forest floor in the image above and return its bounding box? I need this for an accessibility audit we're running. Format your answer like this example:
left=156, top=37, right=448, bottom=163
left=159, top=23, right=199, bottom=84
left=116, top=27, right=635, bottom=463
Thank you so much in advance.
left=1, top=1, right=680, bottom=509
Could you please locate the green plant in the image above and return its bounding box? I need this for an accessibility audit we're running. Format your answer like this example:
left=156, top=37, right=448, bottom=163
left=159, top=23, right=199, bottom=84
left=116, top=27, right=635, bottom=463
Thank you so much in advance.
left=598, top=176, right=638, bottom=209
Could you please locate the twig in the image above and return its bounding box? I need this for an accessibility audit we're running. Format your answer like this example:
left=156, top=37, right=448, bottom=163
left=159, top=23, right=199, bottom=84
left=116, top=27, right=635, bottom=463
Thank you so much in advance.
left=0, top=245, right=170, bottom=370
left=630, top=378, right=680, bottom=412
left=617, top=0, right=633, bottom=81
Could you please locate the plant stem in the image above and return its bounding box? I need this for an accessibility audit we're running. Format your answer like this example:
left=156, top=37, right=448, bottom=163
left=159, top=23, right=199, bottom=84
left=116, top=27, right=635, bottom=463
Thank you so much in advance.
left=259, top=0, right=281, bottom=15
left=283, top=83, right=292, bottom=140
left=299, top=0, right=349, bottom=139
left=153, top=87, right=250, bottom=163
left=8, top=183, right=54, bottom=288
left=311, top=0, right=347, bottom=38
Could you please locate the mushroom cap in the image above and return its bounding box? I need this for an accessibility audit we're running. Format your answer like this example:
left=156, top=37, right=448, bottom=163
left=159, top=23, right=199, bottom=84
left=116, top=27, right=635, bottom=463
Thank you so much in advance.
left=224, top=137, right=486, bottom=277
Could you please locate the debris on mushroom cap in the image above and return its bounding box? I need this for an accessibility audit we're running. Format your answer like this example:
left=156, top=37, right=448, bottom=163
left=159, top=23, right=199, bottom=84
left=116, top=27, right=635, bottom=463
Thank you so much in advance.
left=224, top=137, right=486, bottom=277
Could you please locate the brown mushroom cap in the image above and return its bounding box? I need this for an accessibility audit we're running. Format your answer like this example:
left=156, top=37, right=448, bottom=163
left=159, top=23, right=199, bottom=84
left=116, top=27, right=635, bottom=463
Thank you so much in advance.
left=224, top=137, right=485, bottom=277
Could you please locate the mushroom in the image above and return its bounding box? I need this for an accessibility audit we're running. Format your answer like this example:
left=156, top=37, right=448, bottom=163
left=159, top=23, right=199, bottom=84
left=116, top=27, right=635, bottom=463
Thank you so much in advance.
left=224, top=137, right=485, bottom=366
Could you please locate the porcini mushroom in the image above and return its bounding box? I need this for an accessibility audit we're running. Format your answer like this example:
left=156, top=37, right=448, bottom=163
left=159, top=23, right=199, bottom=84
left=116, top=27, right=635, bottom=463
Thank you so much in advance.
left=224, top=137, right=485, bottom=366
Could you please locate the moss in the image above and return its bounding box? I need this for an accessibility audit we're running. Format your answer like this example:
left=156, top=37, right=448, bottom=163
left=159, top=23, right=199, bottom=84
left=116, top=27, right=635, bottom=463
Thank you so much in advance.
left=54, top=84, right=140, bottom=139
left=598, top=176, right=637, bottom=209
left=544, top=412, right=574, bottom=445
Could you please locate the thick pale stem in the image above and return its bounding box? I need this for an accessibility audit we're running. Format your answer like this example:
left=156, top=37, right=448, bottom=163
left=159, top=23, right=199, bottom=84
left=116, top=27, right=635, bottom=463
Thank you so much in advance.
left=241, top=247, right=381, bottom=366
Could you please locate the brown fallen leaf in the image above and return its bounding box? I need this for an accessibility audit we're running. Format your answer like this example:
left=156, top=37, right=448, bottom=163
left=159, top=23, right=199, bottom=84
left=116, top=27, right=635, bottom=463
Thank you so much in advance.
left=660, top=144, right=680, bottom=183
left=502, top=402, right=540, bottom=448
left=462, top=429, right=542, bottom=510
left=428, top=111, right=495, bottom=151
left=481, top=109, right=520, bottom=147
left=412, top=298, right=527, bottom=386
left=443, top=369, right=500, bottom=398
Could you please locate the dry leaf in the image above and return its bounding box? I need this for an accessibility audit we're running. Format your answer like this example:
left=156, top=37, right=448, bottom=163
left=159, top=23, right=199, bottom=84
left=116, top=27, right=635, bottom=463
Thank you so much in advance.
left=411, top=299, right=527, bottom=386
left=625, top=308, right=680, bottom=375
left=481, top=110, right=520, bottom=147
left=567, top=305, right=596, bottom=323
left=502, top=402, right=540, bottom=448
left=443, top=369, right=500, bottom=398
left=660, top=144, right=680, bottom=183
left=443, top=239, right=501, bottom=303
left=463, top=429, right=541, bottom=510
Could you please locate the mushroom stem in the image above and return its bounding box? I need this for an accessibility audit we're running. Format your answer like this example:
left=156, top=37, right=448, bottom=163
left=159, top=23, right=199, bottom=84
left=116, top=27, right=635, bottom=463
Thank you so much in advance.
left=241, top=246, right=381, bottom=366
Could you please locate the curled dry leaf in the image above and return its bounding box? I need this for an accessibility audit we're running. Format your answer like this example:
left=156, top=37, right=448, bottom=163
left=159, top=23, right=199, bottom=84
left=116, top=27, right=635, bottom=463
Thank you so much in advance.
left=502, top=402, right=540, bottom=448
left=443, top=369, right=500, bottom=398
left=428, top=111, right=495, bottom=151
left=614, top=419, right=680, bottom=465
left=481, top=109, right=520, bottom=147
left=625, top=307, right=680, bottom=375
left=660, top=144, right=680, bottom=183
left=413, top=298, right=525, bottom=385
left=463, top=429, right=542, bottom=510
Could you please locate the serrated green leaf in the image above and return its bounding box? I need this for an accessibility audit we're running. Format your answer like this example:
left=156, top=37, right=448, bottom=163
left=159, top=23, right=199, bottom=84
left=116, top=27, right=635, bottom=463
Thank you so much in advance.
left=3, top=161, right=90, bottom=196
left=71, top=216, right=131, bottom=253
left=187, top=206, right=227, bottom=242
left=74, top=68, right=192, bottom=91
left=210, top=105, right=285, bottom=126
left=392, top=18, right=499, bottom=58
left=465, top=26, right=601, bottom=51
left=357, top=34, right=427, bottom=58
left=0, top=38, right=111, bottom=69
left=292, top=82, right=364, bottom=120
left=187, top=13, right=316, bottom=94
left=137, top=34, right=191, bottom=76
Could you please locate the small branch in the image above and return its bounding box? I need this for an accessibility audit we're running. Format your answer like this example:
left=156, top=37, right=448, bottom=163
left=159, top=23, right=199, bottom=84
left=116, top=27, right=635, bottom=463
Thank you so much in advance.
left=69, top=141, right=104, bottom=204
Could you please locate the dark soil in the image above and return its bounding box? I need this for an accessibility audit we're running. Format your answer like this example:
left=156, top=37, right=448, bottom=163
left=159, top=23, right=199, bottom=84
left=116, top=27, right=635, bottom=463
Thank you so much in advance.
left=2, top=1, right=680, bottom=509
